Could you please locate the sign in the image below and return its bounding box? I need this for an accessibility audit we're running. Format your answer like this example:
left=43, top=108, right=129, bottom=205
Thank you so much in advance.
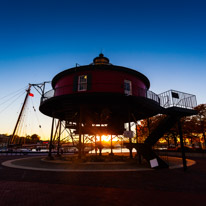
left=171, top=92, right=179, bottom=99
left=150, top=158, right=159, bottom=168
left=123, top=131, right=133, bottom=138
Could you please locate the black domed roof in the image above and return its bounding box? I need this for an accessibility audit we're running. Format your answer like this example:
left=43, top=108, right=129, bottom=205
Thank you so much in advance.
left=93, top=53, right=110, bottom=65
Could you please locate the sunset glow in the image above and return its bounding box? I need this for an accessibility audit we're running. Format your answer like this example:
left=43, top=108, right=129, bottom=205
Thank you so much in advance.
left=96, top=135, right=119, bottom=142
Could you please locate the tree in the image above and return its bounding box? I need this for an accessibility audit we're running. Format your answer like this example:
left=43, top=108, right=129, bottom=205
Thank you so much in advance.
left=194, top=104, right=206, bottom=148
left=30, top=134, right=40, bottom=144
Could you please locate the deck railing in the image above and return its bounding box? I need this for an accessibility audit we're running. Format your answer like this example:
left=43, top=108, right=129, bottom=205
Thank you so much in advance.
left=158, top=90, right=197, bottom=109
left=41, top=89, right=54, bottom=103
left=41, top=86, right=197, bottom=110
left=40, top=84, right=160, bottom=104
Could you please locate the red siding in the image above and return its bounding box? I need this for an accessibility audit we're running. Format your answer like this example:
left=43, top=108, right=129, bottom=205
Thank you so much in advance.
left=54, top=70, right=147, bottom=97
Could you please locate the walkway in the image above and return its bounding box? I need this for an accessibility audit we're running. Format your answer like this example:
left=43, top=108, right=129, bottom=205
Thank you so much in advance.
left=2, top=155, right=195, bottom=172
left=0, top=155, right=205, bottom=206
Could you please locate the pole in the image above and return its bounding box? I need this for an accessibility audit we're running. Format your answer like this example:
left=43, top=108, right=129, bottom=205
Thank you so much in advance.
left=9, top=84, right=32, bottom=146
left=82, top=134, right=85, bottom=155
left=121, top=136, right=123, bottom=153
left=57, top=120, right=61, bottom=156
left=178, top=119, right=187, bottom=171
left=128, top=108, right=133, bottom=159
left=48, top=117, right=55, bottom=158
left=99, top=135, right=102, bottom=156
left=95, top=134, right=97, bottom=155
left=147, top=118, right=150, bottom=135
left=110, top=134, right=113, bottom=155
left=78, top=107, right=82, bottom=159
left=136, top=123, right=141, bottom=164
left=136, top=124, right=138, bottom=143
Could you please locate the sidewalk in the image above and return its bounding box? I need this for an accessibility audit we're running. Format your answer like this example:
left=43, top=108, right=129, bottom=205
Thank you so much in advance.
left=0, top=155, right=205, bottom=206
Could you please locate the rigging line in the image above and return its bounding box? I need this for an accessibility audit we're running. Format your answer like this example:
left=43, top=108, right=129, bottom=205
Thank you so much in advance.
left=8, top=99, right=25, bottom=134
left=0, top=91, right=26, bottom=114
left=31, top=98, right=40, bottom=124
left=31, top=98, right=46, bottom=138
left=14, top=100, right=29, bottom=139
left=0, top=89, right=26, bottom=106
left=12, top=114, right=23, bottom=144
left=22, top=104, right=31, bottom=137
left=0, top=85, right=27, bottom=101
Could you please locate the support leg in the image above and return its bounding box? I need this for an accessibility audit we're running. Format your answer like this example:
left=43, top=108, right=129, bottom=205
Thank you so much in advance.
left=110, top=134, right=113, bottom=155
left=99, top=135, right=102, bottom=156
left=57, top=120, right=61, bottom=156
left=178, top=120, right=187, bottom=171
left=48, top=117, right=55, bottom=158
left=78, top=106, right=83, bottom=159
left=128, top=112, right=133, bottom=159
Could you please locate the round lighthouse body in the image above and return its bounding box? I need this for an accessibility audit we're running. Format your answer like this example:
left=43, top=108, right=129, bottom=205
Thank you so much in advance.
left=40, top=54, right=162, bottom=135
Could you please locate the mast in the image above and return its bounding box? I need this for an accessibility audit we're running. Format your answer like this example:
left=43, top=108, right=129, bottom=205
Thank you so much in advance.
left=8, top=84, right=32, bottom=146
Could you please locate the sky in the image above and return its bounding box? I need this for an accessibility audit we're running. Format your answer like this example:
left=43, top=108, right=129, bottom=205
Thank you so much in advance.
left=0, top=0, right=206, bottom=139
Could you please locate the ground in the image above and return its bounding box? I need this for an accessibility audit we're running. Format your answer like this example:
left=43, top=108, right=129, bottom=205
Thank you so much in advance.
left=0, top=155, right=206, bottom=206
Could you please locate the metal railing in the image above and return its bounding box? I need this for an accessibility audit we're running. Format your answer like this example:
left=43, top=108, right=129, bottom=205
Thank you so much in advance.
left=158, top=90, right=197, bottom=109
left=41, top=87, right=197, bottom=110
left=147, top=90, right=160, bottom=103
left=40, top=84, right=161, bottom=105
left=41, top=89, right=54, bottom=103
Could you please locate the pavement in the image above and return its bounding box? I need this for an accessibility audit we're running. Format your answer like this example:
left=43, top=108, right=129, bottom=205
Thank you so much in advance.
left=1, top=155, right=195, bottom=172
left=0, top=155, right=206, bottom=206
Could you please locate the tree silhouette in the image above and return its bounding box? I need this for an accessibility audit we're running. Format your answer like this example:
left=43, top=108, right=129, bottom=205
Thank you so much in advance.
left=30, top=134, right=40, bottom=144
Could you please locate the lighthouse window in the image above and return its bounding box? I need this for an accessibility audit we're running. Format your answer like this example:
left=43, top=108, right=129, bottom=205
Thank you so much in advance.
left=78, top=75, right=87, bottom=91
left=124, top=80, right=132, bottom=95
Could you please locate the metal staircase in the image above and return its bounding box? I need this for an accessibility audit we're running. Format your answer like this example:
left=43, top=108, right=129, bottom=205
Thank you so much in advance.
left=134, top=90, right=197, bottom=168
left=135, top=143, right=169, bottom=168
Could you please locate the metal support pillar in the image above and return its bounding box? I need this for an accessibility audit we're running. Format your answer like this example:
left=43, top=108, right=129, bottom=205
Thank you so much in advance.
left=78, top=109, right=82, bottom=159
left=147, top=118, right=150, bottom=135
left=48, top=117, right=55, bottom=158
left=136, top=124, right=138, bottom=144
left=82, top=134, right=85, bottom=155
left=95, top=134, right=97, bottom=155
left=57, top=120, right=61, bottom=156
left=99, top=135, right=102, bottom=156
left=128, top=109, right=133, bottom=159
left=178, top=119, right=187, bottom=171
left=110, top=134, right=113, bottom=155
left=136, top=124, right=141, bottom=164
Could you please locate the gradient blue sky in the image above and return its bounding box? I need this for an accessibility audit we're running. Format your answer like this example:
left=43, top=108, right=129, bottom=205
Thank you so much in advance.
left=0, top=0, right=206, bottom=138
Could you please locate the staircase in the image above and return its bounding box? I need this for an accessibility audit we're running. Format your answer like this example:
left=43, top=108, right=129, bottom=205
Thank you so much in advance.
left=135, top=143, right=169, bottom=168
left=136, top=107, right=197, bottom=168
left=144, top=115, right=179, bottom=146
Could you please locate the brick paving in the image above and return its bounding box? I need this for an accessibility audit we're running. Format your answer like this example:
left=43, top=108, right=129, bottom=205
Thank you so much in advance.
left=0, top=155, right=206, bottom=206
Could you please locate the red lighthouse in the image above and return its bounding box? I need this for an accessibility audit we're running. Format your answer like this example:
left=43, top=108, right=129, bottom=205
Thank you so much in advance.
left=40, top=54, right=197, bottom=168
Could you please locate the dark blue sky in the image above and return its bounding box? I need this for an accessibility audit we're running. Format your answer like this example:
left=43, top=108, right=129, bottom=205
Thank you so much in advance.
left=0, top=0, right=206, bottom=136
left=1, top=0, right=205, bottom=60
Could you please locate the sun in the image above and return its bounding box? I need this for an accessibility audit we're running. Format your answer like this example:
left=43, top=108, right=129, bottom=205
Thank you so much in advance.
left=101, top=135, right=110, bottom=142
left=96, top=135, right=119, bottom=142
left=96, top=135, right=110, bottom=142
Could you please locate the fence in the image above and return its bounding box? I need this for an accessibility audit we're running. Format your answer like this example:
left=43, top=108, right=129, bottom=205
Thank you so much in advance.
left=41, top=84, right=161, bottom=104
left=158, top=90, right=197, bottom=109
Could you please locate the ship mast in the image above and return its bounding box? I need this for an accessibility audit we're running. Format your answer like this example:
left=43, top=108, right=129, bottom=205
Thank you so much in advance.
left=8, top=84, right=32, bottom=146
